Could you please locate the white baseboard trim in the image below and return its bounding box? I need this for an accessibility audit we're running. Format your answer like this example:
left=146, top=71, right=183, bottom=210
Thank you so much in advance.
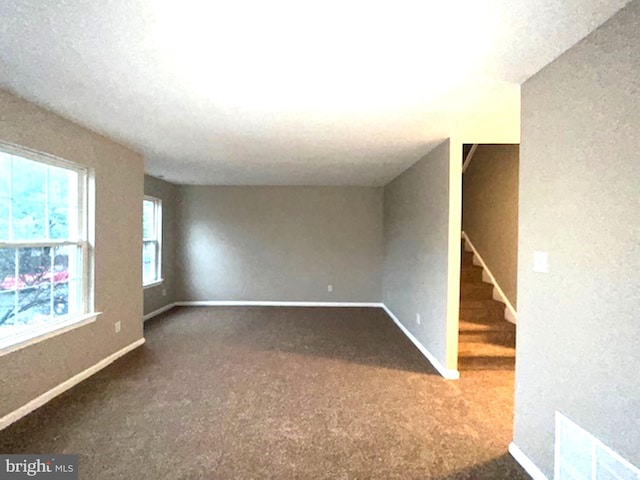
left=381, top=304, right=459, bottom=380
left=174, top=301, right=383, bottom=308
left=0, top=338, right=145, bottom=431
left=461, top=231, right=518, bottom=324
left=504, top=307, right=517, bottom=324
left=481, top=270, right=492, bottom=283
left=143, top=302, right=177, bottom=322
left=509, top=442, right=549, bottom=480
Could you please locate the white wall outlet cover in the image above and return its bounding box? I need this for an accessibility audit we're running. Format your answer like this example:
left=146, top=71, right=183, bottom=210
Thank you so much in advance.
left=327, top=284, right=333, bottom=292
left=416, top=313, right=421, bottom=325
left=162, top=288, right=167, bottom=297
left=115, top=321, right=121, bottom=333
left=533, top=251, right=548, bottom=273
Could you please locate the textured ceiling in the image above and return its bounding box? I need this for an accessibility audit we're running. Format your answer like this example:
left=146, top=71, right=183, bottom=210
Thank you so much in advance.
left=0, top=0, right=631, bottom=185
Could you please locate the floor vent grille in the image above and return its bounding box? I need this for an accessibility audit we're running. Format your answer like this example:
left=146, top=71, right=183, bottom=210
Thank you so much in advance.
left=555, top=411, right=640, bottom=480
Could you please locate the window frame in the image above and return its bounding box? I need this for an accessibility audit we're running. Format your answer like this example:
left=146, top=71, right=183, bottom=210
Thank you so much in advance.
left=142, top=195, right=163, bottom=288
left=0, top=142, right=98, bottom=356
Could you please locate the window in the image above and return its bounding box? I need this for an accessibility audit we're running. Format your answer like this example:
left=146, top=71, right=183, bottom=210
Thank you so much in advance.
left=142, top=196, right=162, bottom=286
left=0, top=144, right=94, bottom=352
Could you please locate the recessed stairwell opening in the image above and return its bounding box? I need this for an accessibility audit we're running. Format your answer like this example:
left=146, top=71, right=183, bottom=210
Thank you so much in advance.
left=456, top=142, right=520, bottom=467
left=459, top=143, right=519, bottom=373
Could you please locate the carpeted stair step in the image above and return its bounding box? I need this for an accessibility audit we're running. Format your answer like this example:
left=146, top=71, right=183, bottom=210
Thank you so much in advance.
left=461, top=254, right=476, bottom=266
left=459, top=318, right=515, bottom=331
left=458, top=338, right=516, bottom=357
left=459, top=329, right=516, bottom=347
left=460, top=282, right=494, bottom=300
left=460, top=267, right=483, bottom=283
left=457, top=353, right=515, bottom=370
left=458, top=319, right=493, bottom=330
left=459, top=304, right=505, bottom=323
left=460, top=298, right=505, bottom=311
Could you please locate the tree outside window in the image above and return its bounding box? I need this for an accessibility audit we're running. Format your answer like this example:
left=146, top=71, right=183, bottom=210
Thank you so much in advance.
left=0, top=147, right=91, bottom=349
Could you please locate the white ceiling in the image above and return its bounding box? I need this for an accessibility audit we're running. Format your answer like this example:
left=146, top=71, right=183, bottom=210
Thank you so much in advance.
left=0, top=0, right=631, bottom=185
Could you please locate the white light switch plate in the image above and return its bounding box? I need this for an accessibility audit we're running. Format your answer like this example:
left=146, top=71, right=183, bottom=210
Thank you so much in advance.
left=533, top=251, right=548, bottom=273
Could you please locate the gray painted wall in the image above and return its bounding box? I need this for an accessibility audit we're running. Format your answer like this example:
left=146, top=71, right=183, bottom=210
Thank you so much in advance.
left=463, top=144, right=519, bottom=307
left=514, top=1, right=640, bottom=475
left=382, top=140, right=450, bottom=365
left=143, top=175, right=179, bottom=315
left=177, top=186, right=383, bottom=303
left=0, top=90, right=144, bottom=417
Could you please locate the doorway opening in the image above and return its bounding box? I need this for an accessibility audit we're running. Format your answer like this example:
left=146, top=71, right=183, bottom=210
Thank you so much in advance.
left=458, top=143, right=519, bottom=372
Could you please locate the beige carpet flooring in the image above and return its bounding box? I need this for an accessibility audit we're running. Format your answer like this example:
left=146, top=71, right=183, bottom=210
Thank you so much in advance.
left=0, top=307, right=527, bottom=479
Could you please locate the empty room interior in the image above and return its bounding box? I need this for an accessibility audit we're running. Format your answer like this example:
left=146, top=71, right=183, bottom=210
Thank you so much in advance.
left=0, top=1, right=638, bottom=479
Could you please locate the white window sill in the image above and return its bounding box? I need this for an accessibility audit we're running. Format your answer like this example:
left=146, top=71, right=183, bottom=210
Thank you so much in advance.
left=0, top=312, right=102, bottom=358
left=143, top=279, right=164, bottom=289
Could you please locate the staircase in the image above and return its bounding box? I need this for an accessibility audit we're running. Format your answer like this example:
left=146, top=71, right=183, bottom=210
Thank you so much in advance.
left=459, top=241, right=516, bottom=370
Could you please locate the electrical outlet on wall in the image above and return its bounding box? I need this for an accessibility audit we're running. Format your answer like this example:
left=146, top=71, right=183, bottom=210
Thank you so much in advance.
left=327, top=284, right=333, bottom=293
left=162, top=288, right=167, bottom=297
left=416, top=313, right=421, bottom=325
left=114, top=321, right=121, bottom=333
